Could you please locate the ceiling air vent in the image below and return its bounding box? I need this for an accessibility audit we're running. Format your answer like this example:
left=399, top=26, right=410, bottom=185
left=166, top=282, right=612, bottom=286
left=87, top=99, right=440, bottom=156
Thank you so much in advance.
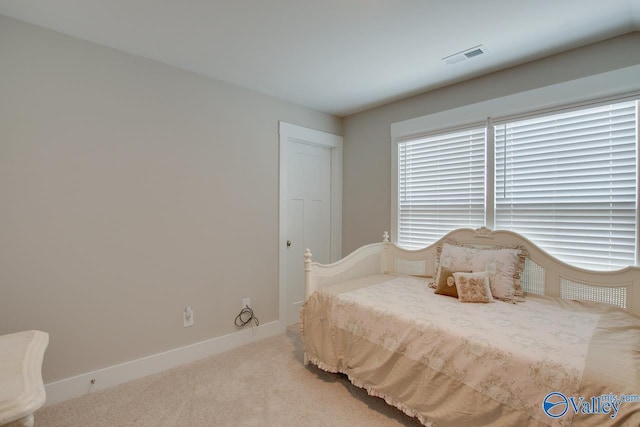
left=442, top=45, right=488, bottom=64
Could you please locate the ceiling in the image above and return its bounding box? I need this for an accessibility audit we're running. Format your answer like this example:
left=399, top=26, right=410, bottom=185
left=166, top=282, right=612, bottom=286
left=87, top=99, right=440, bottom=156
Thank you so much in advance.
left=1, top=1, right=638, bottom=117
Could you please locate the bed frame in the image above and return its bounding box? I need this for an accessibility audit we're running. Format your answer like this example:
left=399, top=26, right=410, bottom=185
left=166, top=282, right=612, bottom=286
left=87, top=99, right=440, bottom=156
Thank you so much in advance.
left=301, top=227, right=640, bottom=425
left=304, top=227, right=640, bottom=319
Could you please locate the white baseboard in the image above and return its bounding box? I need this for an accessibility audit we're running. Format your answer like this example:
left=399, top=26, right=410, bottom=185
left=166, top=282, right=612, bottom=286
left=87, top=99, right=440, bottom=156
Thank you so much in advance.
left=44, top=319, right=286, bottom=406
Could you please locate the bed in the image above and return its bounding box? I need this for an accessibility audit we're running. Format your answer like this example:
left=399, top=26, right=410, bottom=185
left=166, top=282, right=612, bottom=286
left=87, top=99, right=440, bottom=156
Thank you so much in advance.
left=300, top=227, right=640, bottom=426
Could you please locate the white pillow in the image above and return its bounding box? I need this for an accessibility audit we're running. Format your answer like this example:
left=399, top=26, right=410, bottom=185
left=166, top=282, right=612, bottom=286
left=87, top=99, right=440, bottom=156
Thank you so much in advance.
left=439, top=242, right=525, bottom=302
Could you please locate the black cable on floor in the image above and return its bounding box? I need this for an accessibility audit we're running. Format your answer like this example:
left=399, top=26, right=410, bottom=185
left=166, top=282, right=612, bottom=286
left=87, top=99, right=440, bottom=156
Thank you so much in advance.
left=235, top=306, right=259, bottom=328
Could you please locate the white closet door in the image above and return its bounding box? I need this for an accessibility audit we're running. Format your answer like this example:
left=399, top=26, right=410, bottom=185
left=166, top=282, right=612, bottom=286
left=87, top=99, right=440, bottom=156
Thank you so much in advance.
left=279, top=122, right=342, bottom=327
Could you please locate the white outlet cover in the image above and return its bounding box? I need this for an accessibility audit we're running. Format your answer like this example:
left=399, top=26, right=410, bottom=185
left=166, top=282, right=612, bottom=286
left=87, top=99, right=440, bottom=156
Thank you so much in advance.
left=183, top=310, right=194, bottom=327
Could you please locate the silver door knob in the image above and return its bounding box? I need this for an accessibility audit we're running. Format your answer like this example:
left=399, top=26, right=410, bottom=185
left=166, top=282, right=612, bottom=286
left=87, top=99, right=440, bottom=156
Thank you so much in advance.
left=286, top=240, right=292, bottom=247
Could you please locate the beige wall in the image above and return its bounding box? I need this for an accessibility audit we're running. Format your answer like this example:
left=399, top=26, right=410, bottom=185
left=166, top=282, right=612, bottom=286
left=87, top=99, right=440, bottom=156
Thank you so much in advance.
left=0, top=15, right=341, bottom=382
left=342, top=32, right=640, bottom=255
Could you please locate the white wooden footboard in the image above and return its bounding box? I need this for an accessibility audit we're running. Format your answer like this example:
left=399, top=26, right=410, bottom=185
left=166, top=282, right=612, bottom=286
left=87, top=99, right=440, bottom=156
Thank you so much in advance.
left=304, top=227, right=640, bottom=316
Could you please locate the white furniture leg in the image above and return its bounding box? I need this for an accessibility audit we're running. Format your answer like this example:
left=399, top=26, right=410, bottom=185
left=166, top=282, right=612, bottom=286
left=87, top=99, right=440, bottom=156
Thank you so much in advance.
left=0, top=331, right=49, bottom=427
left=4, top=414, right=34, bottom=427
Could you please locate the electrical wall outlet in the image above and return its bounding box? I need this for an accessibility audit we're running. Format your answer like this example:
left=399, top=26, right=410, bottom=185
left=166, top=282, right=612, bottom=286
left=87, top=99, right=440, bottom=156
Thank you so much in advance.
left=183, top=306, right=194, bottom=327
left=242, top=297, right=251, bottom=308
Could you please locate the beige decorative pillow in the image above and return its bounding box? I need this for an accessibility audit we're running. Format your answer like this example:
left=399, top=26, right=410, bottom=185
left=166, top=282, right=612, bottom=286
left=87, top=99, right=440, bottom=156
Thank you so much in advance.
left=434, top=266, right=470, bottom=298
left=453, top=272, right=494, bottom=303
left=438, top=242, right=526, bottom=302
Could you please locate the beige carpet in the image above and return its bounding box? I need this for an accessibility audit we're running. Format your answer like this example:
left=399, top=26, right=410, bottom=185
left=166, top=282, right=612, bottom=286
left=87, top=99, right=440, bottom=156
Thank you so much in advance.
left=34, top=326, right=422, bottom=426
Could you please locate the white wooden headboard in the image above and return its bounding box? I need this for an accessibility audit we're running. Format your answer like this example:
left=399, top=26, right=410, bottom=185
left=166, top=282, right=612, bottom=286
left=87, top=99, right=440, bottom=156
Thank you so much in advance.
left=304, top=227, right=640, bottom=315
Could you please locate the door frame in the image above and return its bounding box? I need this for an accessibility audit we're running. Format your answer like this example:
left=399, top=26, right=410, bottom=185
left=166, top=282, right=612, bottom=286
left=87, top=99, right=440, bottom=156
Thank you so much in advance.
left=278, top=121, right=342, bottom=325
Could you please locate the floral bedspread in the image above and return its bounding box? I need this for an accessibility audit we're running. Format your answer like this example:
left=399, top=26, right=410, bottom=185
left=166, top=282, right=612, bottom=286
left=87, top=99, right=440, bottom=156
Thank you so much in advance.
left=302, top=274, right=640, bottom=426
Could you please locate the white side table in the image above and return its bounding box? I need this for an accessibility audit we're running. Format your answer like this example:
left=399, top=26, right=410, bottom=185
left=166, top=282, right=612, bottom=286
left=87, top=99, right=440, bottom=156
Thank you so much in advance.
left=0, top=331, right=49, bottom=427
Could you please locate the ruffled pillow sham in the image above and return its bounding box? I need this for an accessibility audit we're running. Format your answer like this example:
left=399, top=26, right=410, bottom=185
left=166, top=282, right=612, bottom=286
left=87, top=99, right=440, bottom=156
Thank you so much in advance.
left=436, top=241, right=526, bottom=303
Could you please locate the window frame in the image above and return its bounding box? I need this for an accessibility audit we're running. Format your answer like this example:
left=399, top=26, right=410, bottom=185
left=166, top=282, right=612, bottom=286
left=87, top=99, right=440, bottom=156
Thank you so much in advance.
left=395, top=126, right=487, bottom=248
left=391, top=91, right=640, bottom=268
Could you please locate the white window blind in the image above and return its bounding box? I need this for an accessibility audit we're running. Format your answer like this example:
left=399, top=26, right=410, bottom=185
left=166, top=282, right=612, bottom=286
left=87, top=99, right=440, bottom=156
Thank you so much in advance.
left=398, top=128, right=485, bottom=248
left=495, top=101, right=638, bottom=270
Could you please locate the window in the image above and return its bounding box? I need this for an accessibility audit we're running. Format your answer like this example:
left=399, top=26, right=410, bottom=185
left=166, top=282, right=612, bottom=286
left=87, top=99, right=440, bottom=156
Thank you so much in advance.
left=395, top=99, right=639, bottom=270
left=397, top=128, right=485, bottom=248
left=495, top=102, right=637, bottom=270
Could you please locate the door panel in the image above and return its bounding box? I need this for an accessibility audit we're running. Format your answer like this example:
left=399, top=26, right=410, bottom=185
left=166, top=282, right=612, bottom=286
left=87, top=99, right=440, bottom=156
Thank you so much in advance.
left=286, top=141, right=331, bottom=324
